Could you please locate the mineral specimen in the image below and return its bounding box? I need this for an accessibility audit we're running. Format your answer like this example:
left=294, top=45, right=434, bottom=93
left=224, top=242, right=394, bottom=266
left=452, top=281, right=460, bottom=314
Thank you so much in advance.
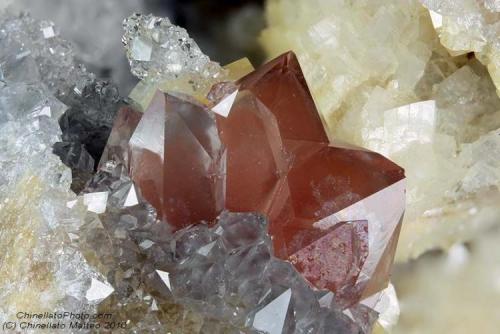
left=0, top=12, right=104, bottom=324
left=0, top=7, right=407, bottom=334
left=55, top=78, right=124, bottom=193
left=123, top=13, right=222, bottom=82
left=261, top=0, right=500, bottom=260
left=101, top=51, right=406, bottom=307
left=0, top=10, right=125, bottom=193
left=209, top=52, right=405, bottom=304
left=76, top=162, right=380, bottom=333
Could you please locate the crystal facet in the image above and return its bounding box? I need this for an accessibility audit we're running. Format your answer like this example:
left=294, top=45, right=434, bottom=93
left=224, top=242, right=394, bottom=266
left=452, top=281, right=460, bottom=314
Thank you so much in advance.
left=105, top=92, right=225, bottom=229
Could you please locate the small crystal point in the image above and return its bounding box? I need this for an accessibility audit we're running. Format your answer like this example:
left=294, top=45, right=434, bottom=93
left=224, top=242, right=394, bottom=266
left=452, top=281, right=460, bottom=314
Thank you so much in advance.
left=86, top=278, right=114, bottom=302
left=156, top=270, right=172, bottom=291
left=252, top=289, right=292, bottom=334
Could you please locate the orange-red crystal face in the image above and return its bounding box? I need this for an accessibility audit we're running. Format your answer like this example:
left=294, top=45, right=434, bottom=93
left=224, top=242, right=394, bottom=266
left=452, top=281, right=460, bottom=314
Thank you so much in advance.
left=101, top=92, right=224, bottom=230
left=211, top=52, right=405, bottom=304
left=101, top=52, right=405, bottom=305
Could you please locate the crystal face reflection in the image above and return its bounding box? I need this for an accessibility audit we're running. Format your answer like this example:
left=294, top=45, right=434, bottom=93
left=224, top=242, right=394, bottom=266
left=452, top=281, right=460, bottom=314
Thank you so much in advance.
left=101, top=52, right=406, bottom=304
left=114, top=92, right=225, bottom=229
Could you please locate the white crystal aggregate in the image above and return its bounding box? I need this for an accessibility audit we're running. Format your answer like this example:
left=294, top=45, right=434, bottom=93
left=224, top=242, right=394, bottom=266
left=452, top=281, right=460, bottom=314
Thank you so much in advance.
left=2, top=0, right=147, bottom=93
left=0, top=12, right=110, bottom=328
left=122, top=13, right=223, bottom=82
left=421, top=0, right=500, bottom=95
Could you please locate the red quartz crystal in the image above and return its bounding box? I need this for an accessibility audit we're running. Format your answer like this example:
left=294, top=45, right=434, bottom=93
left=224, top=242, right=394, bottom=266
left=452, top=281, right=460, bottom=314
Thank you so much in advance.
left=101, top=52, right=405, bottom=305
left=102, top=93, right=224, bottom=229
left=209, top=52, right=405, bottom=304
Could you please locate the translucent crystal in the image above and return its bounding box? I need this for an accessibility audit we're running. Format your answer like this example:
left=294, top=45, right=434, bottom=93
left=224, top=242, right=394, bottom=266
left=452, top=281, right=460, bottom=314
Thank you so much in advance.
left=0, top=12, right=91, bottom=96
left=123, top=13, right=229, bottom=110
left=56, top=78, right=124, bottom=192
left=0, top=12, right=101, bottom=323
left=0, top=12, right=124, bottom=193
left=2, top=0, right=146, bottom=92
left=101, top=52, right=406, bottom=307
left=123, top=13, right=223, bottom=82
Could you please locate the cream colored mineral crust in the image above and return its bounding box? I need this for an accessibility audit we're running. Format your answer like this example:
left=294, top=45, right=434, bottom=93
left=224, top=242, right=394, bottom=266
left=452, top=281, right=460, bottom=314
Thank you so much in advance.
left=261, top=0, right=500, bottom=261
left=422, top=0, right=500, bottom=97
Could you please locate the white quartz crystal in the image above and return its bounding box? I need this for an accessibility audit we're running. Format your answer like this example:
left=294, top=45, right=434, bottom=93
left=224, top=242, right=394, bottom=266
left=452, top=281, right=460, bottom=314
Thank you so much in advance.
left=122, top=13, right=223, bottom=82
left=2, top=0, right=147, bottom=93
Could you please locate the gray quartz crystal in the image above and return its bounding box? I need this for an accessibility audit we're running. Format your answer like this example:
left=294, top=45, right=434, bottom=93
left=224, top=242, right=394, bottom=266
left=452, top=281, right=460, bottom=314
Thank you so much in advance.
left=74, top=161, right=371, bottom=333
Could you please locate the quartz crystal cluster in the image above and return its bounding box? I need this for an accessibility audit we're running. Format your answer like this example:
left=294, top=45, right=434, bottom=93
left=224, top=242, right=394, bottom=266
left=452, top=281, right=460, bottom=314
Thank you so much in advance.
left=76, top=163, right=383, bottom=333
left=54, top=78, right=124, bottom=192
left=261, top=0, right=500, bottom=261
left=122, top=13, right=227, bottom=109
left=75, top=12, right=407, bottom=331
left=1, top=0, right=146, bottom=93
left=0, top=8, right=125, bottom=193
left=0, top=12, right=106, bottom=323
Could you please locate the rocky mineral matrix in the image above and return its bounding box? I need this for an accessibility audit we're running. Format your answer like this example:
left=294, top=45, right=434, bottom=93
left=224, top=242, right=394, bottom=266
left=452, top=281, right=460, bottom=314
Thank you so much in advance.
left=100, top=51, right=406, bottom=307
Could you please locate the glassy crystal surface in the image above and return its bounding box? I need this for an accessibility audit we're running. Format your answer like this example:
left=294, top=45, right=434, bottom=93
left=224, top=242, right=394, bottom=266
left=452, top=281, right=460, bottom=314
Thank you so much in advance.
left=123, top=13, right=228, bottom=110
left=0, top=10, right=126, bottom=193
left=56, top=79, right=124, bottom=192
left=107, top=92, right=225, bottom=229
left=123, top=13, right=223, bottom=82
left=3, top=0, right=145, bottom=93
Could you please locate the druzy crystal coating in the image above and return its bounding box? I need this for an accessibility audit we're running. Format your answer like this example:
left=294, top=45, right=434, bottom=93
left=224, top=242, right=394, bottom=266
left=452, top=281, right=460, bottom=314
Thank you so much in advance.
left=102, top=51, right=406, bottom=304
